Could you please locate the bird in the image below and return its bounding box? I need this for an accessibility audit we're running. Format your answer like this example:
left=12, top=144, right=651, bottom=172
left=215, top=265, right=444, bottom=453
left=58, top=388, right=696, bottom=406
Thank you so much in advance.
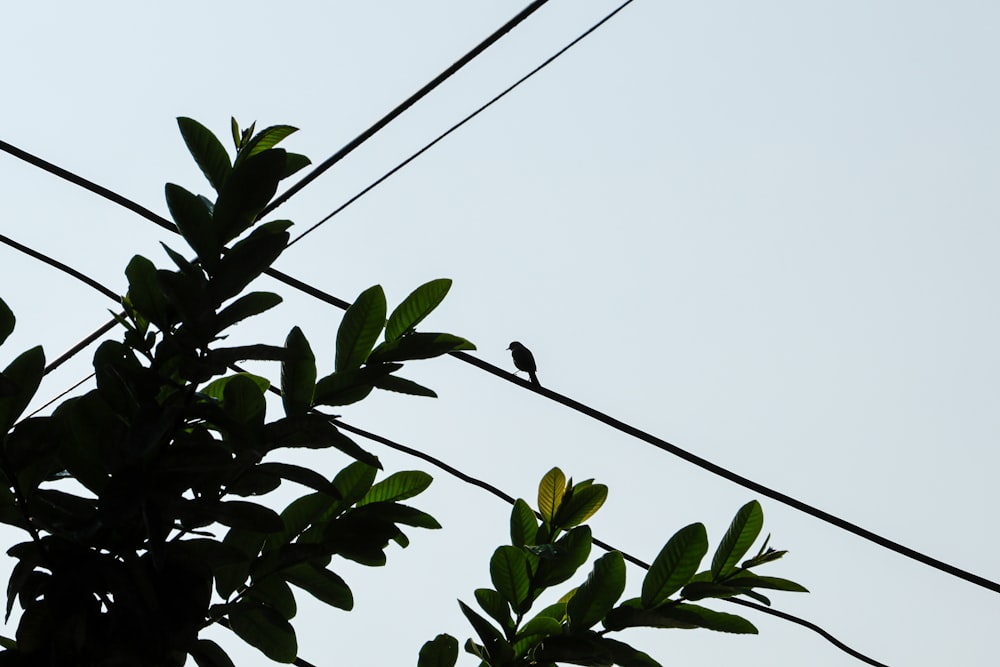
left=507, top=341, right=540, bottom=386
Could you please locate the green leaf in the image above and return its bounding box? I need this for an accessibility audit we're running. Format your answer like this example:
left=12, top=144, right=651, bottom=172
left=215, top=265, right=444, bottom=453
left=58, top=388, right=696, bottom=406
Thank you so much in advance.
left=600, top=638, right=663, bottom=667
left=189, top=639, right=238, bottom=667
left=283, top=562, right=353, bottom=610
left=202, top=372, right=270, bottom=401
left=228, top=601, right=298, bottom=663
left=567, top=551, right=626, bottom=632
left=679, top=580, right=742, bottom=601
left=336, top=285, right=386, bottom=371
left=474, top=588, right=514, bottom=633
left=418, top=634, right=459, bottom=667
left=247, top=575, right=296, bottom=620
left=537, top=467, right=566, bottom=525
left=282, top=153, right=311, bottom=179
left=641, top=522, right=708, bottom=608
left=125, top=255, right=172, bottom=329
left=367, top=332, right=475, bottom=364
left=555, top=483, right=607, bottom=528
left=605, top=600, right=757, bottom=634
left=281, top=326, right=315, bottom=417
left=510, top=498, right=538, bottom=547
left=313, top=363, right=400, bottom=407
left=371, top=374, right=437, bottom=398
left=490, top=546, right=531, bottom=613
left=216, top=528, right=266, bottom=598
left=534, top=526, right=592, bottom=589
left=711, top=500, right=763, bottom=579
left=215, top=292, right=283, bottom=333
left=724, top=573, right=808, bottom=593
left=210, top=220, right=291, bottom=304
left=458, top=600, right=512, bottom=664
left=213, top=501, right=284, bottom=533
left=165, top=183, right=218, bottom=265
left=333, top=462, right=379, bottom=508
left=263, top=414, right=379, bottom=467
left=221, top=373, right=266, bottom=425
left=0, top=298, right=14, bottom=346
left=177, top=117, right=232, bottom=193
left=359, top=470, right=432, bottom=505
left=0, top=346, right=44, bottom=434
left=255, top=462, right=338, bottom=496
left=385, top=278, right=452, bottom=342
left=213, top=149, right=288, bottom=244
left=236, top=125, right=299, bottom=164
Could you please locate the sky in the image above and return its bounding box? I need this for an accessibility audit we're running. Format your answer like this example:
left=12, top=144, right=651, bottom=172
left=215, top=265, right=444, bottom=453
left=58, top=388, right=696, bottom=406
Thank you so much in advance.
left=2, top=1, right=999, bottom=665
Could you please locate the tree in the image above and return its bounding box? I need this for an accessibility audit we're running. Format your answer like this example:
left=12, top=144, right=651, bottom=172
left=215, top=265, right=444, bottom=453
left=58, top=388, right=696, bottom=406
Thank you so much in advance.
left=0, top=118, right=804, bottom=666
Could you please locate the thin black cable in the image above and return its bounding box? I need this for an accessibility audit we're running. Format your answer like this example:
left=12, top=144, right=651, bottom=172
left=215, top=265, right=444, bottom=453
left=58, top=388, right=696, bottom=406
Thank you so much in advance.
left=259, top=0, right=551, bottom=218
left=2, top=156, right=998, bottom=598
left=288, top=0, right=637, bottom=247
left=25, top=372, right=95, bottom=419
left=0, top=234, right=119, bottom=302
left=0, top=242, right=889, bottom=666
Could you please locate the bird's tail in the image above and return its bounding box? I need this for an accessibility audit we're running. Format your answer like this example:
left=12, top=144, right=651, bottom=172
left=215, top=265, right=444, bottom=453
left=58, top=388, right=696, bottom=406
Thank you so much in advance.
left=529, top=371, right=540, bottom=387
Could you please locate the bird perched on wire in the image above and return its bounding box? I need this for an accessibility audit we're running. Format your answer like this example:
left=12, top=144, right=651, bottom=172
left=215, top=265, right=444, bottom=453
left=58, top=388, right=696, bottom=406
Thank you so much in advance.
left=507, top=341, right=540, bottom=386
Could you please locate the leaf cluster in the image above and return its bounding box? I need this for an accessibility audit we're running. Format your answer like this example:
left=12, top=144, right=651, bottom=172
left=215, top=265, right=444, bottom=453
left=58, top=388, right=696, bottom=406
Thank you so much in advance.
left=419, top=469, right=807, bottom=667
left=0, top=118, right=473, bottom=666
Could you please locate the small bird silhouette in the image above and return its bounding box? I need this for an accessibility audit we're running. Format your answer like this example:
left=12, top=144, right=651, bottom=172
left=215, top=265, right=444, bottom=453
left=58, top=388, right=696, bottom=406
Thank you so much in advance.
left=507, top=341, right=539, bottom=386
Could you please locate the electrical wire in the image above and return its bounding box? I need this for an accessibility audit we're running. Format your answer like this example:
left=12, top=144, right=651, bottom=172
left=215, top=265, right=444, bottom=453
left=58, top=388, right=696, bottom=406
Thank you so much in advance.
left=287, top=0, right=637, bottom=248
left=2, top=146, right=999, bottom=598
left=259, top=0, right=552, bottom=219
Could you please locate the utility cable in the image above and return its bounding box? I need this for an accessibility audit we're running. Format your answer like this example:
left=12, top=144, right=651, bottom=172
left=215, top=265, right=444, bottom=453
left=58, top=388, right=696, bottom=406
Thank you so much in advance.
left=287, top=0, right=637, bottom=247
left=1, top=151, right=998, bottom=597
left=259, top=0, right=551, bottom=218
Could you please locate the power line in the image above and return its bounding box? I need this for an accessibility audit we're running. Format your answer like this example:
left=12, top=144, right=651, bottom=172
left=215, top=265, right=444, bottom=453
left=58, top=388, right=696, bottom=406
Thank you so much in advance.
left=287, top=0, right=637, bottom=247
left=2, top=146, right=999, bottom=597
left=259, top=0, right=552, bottom=219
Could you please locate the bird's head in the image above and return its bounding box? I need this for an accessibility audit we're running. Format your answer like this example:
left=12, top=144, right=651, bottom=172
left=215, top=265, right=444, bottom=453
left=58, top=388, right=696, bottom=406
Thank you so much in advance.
left=507, top=341, right=522, bottom=351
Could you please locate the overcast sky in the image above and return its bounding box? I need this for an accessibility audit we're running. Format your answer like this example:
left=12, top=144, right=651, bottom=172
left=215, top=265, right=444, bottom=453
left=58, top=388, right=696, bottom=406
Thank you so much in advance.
left=2, top=2, right=999, bottom=665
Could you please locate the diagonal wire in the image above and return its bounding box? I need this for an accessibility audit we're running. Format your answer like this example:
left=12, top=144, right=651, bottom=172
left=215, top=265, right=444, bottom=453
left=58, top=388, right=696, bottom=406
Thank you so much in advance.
left=287, top=0, right=637, bottom=248
left=2, top=144, right=1000, bottom=598
left=259, top=0, right=552, bottom=219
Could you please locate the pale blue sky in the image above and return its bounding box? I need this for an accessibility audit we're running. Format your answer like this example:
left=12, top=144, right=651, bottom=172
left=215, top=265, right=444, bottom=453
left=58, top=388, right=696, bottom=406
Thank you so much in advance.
left=2, top=2, right=999, bottom=665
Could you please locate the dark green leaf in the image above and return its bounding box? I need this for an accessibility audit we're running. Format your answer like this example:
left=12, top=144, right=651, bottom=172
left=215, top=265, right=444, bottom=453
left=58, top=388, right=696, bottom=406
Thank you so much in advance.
left=213, top=149, right=288, bottom=244
left=0, top=346, right=44, bottom=434
left=368, top=332, right=475, bottom=364
left=711, top=500, right=763, bottom=579
left=0, top=298, right=14, bottom=346
left=313, top=363, right=400, bottom=407
left=600, top=638, right=663, bottom=667
left=458, top=600, right=512, bottom=664
left=263, top=414, right=379, bottom=467
left=679, top=580, right=742, bottom=601
left=333, top=462, right=379, bottom=508
left=210, top=220, right=291, bottom=303
left=210, top=344, right=291, bottom=365
left=202, top=372, right=270, bottom=401
left=160, top=242, right=204, bottom=281
left=385, top=278, right=452, bottom=342
left=236, top=125, right=298, bottom=164
left=125, top=255, right=172, bottom=329
left=283, top=562, right=353, bottom=610
left=641, top=522, right=708, bottom=608
left=221, top=373, right=266, bottom=425
left=282, top=153, right=311, bottom=179
left=566, top=551, right=626, bottom=632
left=359, top=470, right=431, bottom=505
left=247, top=575, right=296, bottom=620
left=490, top=546, right=531, bottom=613
left=336, top=285, right=386, bottom=371
left=534, top=526, right=592, bottom=589
left=228, top=601, right=297, bottom=662
left=177, top=117, right=232, bottom=193
left=213, top=501, right=284, bottom=533
left=418, top=634, right=459, bottom=667
left=215, top=292, right=283, bottom=333
left=281, top=326, right=315, bottom=417
left=371, top=374, right=437, bottom=398
left=165, top=183, right=218, bottom=265
left=605, top=601, right=757, bottom=634
left=474, top=588, right=514, bottom=633
left=189, top=639, right=237, bottom=667
left=510, top=499, right=538, bottom=548
left=256, top=462, right=337, bottom=496
left=216, top=528, right=266, bottom=598
left=724, top=574, right=808, bottom=593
